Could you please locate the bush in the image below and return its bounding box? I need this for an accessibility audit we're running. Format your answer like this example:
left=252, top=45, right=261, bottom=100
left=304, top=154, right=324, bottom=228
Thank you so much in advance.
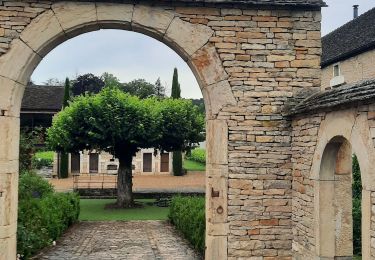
left=173, top=151, right=183, bottom=176
left=17, top=172, right=80, bottom=259
left=32, top=151, right=54, bottom=169
left=186, top=148, right=206, bottom=164
left=168, top=196, right=205, bottom=254
left=352, top=155, right=362, bottom=256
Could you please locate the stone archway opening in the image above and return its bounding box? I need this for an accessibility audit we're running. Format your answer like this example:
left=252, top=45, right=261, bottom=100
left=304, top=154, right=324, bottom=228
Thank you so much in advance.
left=317, top=136, right=353, bottom=259
left=0, top=3, right=235, bottom=259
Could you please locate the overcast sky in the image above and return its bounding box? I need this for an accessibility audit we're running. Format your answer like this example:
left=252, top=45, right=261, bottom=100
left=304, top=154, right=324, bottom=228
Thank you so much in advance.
left=31, top=1, right=374, bottom=99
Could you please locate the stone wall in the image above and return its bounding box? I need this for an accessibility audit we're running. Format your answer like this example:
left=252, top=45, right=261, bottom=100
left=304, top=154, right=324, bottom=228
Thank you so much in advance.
left=321, top=48, right=375, bottom=90
left=0, top=1, right=323, bottom=259
left=291, top=106, right=375, bottom=259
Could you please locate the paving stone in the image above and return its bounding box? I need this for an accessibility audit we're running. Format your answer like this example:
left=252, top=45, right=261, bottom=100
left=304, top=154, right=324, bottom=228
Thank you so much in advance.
left=34, top=221, right=201, bottom=260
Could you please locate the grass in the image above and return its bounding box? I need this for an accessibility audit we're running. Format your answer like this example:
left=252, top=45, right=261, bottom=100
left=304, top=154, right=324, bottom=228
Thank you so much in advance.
left=79, top=199, right=169, bottom=221
left=183, top=159, right=205, bottom=171
left=354, top=256, right=362, bottom=260
left=35, top=151, right=54, bottom=160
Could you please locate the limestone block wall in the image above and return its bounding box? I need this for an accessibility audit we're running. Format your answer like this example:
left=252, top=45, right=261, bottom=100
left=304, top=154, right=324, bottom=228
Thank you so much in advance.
left=321, top=49, right=375, bottom=90
left=0, top=1, right=323, bottom=259
left=291, top=106, right=375, bottom=259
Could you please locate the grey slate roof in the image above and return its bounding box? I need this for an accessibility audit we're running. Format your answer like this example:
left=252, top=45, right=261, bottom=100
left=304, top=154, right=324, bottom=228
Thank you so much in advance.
left=288, top=79, right=375, bottom=116
left=321, top=7, right=375, bottom=67
left=21, top=85, right=64, bottom=112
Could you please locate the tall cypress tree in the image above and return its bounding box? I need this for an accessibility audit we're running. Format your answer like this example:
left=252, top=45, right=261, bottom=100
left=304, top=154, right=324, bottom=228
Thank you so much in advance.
left=171, top=68, right=181, bottom=99
left=171, top=68, right=183, bottom=176
left=59, top=78, right=70, bottom=179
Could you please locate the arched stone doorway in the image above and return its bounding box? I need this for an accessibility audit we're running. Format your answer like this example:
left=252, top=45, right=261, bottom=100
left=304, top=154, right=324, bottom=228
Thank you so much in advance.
left=0, top=3, right=235, bottom=259
left=291, top=107, right=375, bottom=260
left=0, top=1, right=326, bottom=259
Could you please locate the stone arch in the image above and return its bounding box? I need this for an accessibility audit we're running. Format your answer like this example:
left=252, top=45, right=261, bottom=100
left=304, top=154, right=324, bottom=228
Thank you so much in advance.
left=0, top=2, right=237, bottom=259
left=0, top=2, right=236, bottom=119
left=311, top=109, right=375, bottom=259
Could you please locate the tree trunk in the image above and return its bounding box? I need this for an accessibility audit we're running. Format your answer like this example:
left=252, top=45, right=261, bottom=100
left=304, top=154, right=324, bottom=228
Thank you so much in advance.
left=116, top=154, right=134, bottom=208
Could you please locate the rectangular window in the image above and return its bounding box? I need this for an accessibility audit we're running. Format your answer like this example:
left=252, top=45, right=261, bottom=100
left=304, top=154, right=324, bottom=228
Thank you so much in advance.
left=333, top=64, right=340, bottom=77
left=143, top=153, right=152, bottom=172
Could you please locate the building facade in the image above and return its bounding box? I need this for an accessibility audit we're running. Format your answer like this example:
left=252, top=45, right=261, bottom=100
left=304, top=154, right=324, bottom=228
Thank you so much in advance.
left=321, top=7, right=375, bottom=90
left=53, top=149, right=172, bottom=176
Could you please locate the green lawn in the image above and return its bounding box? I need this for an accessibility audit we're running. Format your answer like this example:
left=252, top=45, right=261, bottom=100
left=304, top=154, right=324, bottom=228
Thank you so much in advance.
left=183, top=159, right=205, bottom=171
left=354, top=256, right=362, bottom=260
left=35, top=151, right=54, bottom=160
left=79, top=199, right=169, bottom=221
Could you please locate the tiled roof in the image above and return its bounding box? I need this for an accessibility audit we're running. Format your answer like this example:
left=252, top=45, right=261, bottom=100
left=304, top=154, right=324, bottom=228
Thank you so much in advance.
left=321, top=7, right=375, bottom=67
left=288, top=79, right=375, bottom=116
left=21, top=85, right=64, bottom=112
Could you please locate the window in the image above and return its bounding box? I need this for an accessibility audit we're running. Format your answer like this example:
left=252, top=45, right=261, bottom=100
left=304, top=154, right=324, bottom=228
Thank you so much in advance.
left=333, top=64, right=340, bottom=77
left=143, top=153, right=152, bottom=172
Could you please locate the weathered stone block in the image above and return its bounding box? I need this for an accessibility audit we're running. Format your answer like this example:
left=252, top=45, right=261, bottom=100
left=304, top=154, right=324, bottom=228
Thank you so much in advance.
left=165, top=17, right=213, bottom=57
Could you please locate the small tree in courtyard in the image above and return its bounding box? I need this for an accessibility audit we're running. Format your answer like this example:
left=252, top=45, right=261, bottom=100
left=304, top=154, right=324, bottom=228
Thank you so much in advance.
left=59, top=78, right=71, bottom=178
left=47, top=87, right=204, bottom=207
left=171, top=68, right=183, bottom=176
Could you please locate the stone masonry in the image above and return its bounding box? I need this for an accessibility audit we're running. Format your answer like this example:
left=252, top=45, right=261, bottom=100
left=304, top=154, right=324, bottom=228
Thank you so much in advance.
left=0, top=1, right=336, bottom=259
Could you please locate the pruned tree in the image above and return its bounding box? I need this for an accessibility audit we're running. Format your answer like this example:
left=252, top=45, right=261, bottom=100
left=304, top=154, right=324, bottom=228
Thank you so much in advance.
left=171, top=68, right=183, bottom=176
left=47, top=87, right=204, bottom=208
left=59, top=78, right=70, bottom=179
left=71, top=73, right=105, bottom=96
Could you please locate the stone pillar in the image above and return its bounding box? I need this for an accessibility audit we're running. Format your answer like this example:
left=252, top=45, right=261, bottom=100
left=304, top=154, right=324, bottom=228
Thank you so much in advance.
left=205, top=119, right=228, bottom=260
left=362, top=189, right=371, bottom=260
left=0, top=115, right=20, bottom=260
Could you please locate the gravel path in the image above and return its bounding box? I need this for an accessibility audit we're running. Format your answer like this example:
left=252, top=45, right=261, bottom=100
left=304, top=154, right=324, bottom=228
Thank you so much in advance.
left=34, top=221, right=201, bottom=260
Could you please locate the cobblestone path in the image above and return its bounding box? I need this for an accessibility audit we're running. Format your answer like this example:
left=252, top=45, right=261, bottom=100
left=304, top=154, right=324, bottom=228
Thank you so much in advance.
left=34, top=221, right=201, bottom=260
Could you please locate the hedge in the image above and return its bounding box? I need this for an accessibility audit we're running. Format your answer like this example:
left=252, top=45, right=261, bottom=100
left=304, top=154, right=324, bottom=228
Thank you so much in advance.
left=168, top=196, right=205, bottom=254
left=17, top=172, right=80, bottom=259
left=186, top=148, right=206, bottom=164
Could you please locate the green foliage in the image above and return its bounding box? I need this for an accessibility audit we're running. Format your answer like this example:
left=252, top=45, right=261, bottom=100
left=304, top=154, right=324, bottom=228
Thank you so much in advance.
left=63, top=77, right=70, bottom=108
left=121, top=79, right=157, bottom=99
left=32, top=157, right=53, bottom=169
left=168, top=196, right=205, bottom=253
left=183, top=159, right=206, bottom=172
left=79, top=199, right=169, bottom=221
left=154, top=77, right=166, bottom=98
left=352, top=154, right=362, bottom=256
left=17, top=173, right=80, bottom=258
left=71, top=73, right=105, bottom=96
left=186, top=148, right=206, bottom=164
left=18, top=172, right=54, bottom=200
left=353, top=198, right=362, bottom=255
left=60, top=153, right=69, bottom=179
left=47, top=87, right=205, bottom=206
left=101, top=72, right=122, bottom=88
left=171, top=68, right=181, bottom=98
left=19, top=128, right=44, bottom=173
left=35, top=151, right=54, bottom=161
left=172, top=151, right=183, bottom=176
left=47, top=88, right=205, bottom=156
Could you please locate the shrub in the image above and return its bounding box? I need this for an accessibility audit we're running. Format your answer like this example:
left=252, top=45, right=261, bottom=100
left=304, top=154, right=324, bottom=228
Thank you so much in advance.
left=17, top=173, right=80, bottom=259
left=173, top=151, right=183, bottom=176
left=32, top=151, right=54, bottom=169
left=18, top=172, right=54, bottom=200
left=168, top=196, right=205, bottom=254
left=186, top=148, right=206, bottom=164
left=352, top=155, right=362, bottom=256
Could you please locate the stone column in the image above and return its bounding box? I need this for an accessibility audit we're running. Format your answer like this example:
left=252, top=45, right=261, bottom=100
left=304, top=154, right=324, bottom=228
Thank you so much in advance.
left=205, top=119, right=228, bottom=259
left=0, top=115, right=20, bottom=260
left=361, top=189, right=371, bottom=260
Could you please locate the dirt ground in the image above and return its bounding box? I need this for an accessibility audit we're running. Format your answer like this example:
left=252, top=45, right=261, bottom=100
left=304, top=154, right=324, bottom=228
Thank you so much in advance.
left=49, top=172, right=205, bottom=192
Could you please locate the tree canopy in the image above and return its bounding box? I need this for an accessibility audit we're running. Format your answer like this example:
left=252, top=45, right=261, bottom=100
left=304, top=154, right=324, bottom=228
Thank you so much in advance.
left=47, top=87, right=204, bottom=207
left=71, top=73, right=105, bottom=96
